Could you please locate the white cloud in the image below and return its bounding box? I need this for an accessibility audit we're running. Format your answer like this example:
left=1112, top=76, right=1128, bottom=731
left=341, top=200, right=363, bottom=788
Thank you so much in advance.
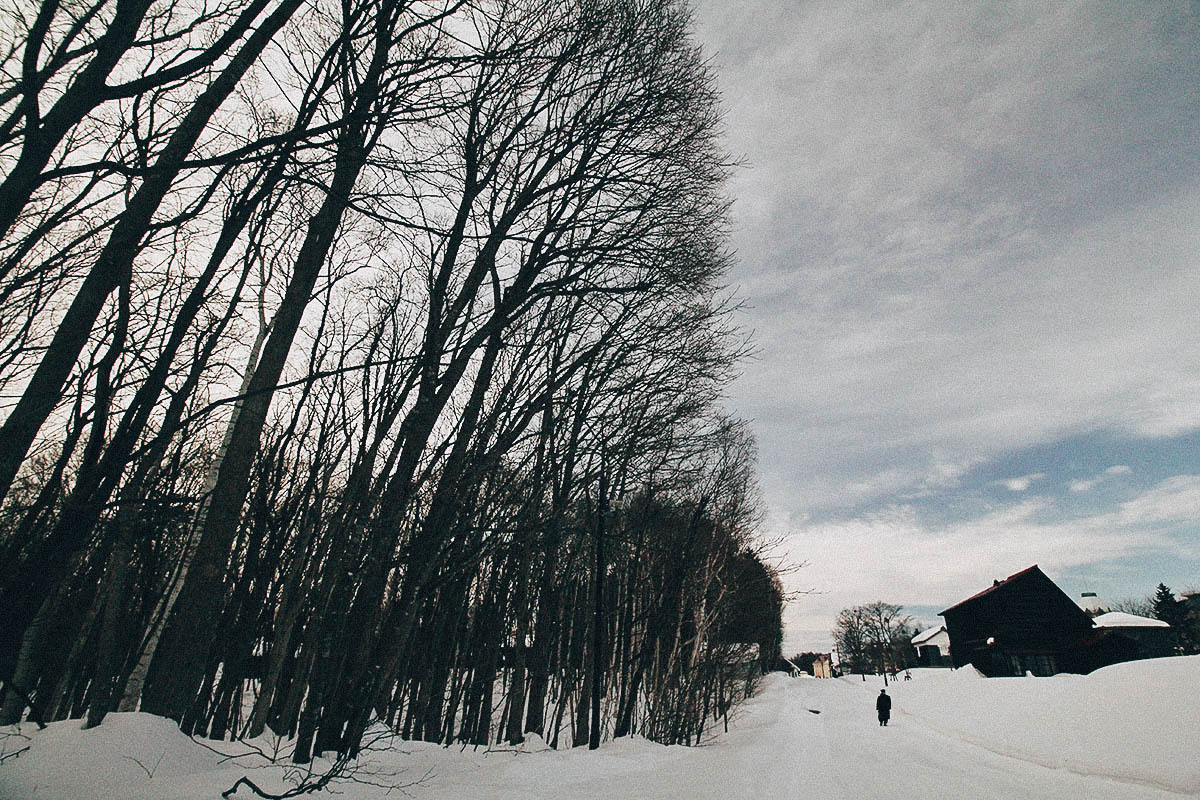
left=1069, top=464, right=1135, bottom=493
left=1001, top=473, right=1045, bottom=492
left=698, top=0, right=1200, bottom=515
left=740, top=189, right=1200, bottom=515
left=1115, top=475, right=1200, bottom=526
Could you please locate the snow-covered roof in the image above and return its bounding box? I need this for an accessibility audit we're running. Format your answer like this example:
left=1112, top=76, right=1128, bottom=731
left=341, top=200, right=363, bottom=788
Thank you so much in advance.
left=912, top=625, right=947, bottom=645
left=1092, top=611, right=1170, bottom=628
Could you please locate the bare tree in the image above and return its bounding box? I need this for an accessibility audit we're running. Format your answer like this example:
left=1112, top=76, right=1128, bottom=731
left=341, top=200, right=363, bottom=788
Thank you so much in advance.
left=834, top=601, right=914, bottom=684
left=0, top=0, right=779, bottom=764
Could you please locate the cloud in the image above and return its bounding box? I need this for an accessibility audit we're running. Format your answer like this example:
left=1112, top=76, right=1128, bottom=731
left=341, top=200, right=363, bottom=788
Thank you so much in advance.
left=1114, top=475, right=1200, bottom=526
left=690, top=0, right=1200, bottom=650
left=1069, top=463, right=1135, bottom=492
left=695, top=0, right=1200, bottom=516
left=776, top=474, right=1200, bottom=651
left=1001, top=473, right=1045, bottom=492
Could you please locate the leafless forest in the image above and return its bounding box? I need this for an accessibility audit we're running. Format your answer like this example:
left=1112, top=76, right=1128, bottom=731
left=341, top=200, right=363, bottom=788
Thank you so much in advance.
left=0, top=0, right=783, bottom=762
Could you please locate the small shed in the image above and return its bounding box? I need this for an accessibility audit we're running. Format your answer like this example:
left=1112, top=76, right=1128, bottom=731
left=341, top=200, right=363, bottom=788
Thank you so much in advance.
left=1092, top=611, right=1175, bottom=659
left=911, top=625, right=951, bottom=666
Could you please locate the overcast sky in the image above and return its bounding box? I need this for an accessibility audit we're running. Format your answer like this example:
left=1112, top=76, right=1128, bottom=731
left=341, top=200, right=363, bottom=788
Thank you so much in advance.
left=689, top=0, right=1200, bottom=652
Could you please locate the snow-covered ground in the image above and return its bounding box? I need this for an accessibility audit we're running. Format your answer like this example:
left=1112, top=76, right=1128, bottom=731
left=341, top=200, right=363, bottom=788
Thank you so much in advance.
left=2, top=656, right=1197, bottom=799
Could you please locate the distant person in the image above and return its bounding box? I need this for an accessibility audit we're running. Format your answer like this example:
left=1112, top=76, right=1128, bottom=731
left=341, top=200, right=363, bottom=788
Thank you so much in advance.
left=876, top=689, right=891, bottom=726
left=904, top=670, right=912, bottom=681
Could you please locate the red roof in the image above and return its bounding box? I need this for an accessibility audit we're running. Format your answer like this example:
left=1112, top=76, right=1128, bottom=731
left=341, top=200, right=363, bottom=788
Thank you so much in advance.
left=939, top=564, right=1044, bottom=616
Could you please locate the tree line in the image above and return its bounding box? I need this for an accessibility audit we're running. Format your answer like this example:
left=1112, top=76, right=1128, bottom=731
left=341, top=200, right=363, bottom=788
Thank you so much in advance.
left=0, top=0, right=782, bottom=758
left=832, top=601, right=916, bottom=679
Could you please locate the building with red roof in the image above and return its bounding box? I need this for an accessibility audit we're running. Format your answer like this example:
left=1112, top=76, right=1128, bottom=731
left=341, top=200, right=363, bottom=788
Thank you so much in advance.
left=939, top=565, right=1150, bottom=677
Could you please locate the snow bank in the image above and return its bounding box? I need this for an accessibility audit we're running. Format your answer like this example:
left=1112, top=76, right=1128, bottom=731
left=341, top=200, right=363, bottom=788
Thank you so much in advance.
left=0, top=708, right=734, bottom=799
left=0, top=713, right=228, bottom=799
left=0, top=713, right=443, bottom=800
left=2, top=659, right=1197, bottom=798
left=895, top=656, right=1200, bottom=794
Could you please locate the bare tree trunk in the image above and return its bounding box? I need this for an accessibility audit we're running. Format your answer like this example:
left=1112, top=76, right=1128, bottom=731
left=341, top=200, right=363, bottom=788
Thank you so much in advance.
left=83, top=510, right=136, bottom=729
left=589, top=468, right=608, bottom=750
left=0, top=593, right=56, bottom=725
left=116, top=305, right=271, bottom=710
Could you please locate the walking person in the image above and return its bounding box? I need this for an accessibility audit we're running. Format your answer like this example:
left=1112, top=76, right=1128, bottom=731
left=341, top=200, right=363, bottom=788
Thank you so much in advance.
left=876, top=688, right=891, bottom=726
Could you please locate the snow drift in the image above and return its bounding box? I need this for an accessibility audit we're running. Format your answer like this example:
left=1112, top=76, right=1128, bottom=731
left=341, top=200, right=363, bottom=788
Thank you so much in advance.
left=893, top=655, right=1200, bottom=794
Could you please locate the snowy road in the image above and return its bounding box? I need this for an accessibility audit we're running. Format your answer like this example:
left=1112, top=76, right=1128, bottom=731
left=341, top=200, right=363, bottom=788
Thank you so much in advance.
left=771, top=677, right=1184, bottom=800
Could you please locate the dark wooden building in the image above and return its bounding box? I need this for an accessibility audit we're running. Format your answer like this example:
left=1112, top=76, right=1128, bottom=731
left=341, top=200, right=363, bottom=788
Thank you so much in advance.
left=1091, top=611, right=1176, bottom=658
left=939, top=565, right=1120, bottom=677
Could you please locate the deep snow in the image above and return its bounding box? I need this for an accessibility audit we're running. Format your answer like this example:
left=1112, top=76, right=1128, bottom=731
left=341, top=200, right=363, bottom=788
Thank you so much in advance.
left=2, top=655, right=1197, bottom=799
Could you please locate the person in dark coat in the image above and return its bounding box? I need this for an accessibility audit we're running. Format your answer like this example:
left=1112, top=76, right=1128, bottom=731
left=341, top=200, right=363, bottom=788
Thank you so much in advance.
left=876, top=689, right=891, bottom=726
